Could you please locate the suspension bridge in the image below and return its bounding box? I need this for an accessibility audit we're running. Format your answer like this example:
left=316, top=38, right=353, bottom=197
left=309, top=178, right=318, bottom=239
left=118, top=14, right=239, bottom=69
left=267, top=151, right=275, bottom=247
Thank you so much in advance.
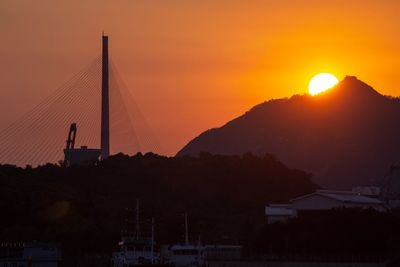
left=0, top=35, right=161, bottom=167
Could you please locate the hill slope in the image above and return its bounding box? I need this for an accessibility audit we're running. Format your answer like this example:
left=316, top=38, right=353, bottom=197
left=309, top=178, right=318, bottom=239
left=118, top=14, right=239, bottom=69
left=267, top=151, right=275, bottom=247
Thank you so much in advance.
left=177, top=76, right=400, bottom=188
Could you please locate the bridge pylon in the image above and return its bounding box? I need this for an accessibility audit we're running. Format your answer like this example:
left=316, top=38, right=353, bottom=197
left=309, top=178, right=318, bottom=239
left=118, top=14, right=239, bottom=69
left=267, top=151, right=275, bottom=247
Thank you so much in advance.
left=101, top=34, right=110, bottom=160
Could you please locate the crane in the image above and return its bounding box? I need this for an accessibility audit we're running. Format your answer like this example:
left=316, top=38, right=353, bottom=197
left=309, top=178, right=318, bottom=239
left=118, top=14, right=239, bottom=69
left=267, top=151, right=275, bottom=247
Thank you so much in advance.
left=63, top=123, right=101, bottom=166
left=65, top=123, right=77, bottom=150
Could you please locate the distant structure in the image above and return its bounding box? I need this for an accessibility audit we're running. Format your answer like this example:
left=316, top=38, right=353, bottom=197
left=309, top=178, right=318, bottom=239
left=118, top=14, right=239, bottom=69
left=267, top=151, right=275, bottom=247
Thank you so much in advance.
left=0, top=31, right=161, bottom=167
left=63, top=123, right=101, bottom=166
left=63, top=34, right=110, bottom=166
left=0, top=242, right=61, bottom=267
left=265, top=190, right=387, bottom=224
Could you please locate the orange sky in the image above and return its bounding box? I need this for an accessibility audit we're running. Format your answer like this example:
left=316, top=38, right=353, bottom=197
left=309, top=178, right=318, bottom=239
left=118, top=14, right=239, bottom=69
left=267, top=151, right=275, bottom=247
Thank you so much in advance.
left=1, top=0, right=399, bottom=155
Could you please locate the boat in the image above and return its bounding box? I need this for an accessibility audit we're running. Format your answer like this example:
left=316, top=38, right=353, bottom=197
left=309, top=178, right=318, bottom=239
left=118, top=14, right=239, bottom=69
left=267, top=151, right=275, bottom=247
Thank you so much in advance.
left=166, top=213, right=205, bottom=267
left=111, top=200, right=169, bottom=267
left=111, top=236, right=160, bottom=267
left=167, top=244, right=205, bottom=267
left=111, top=207, right=241, bottom=267
left=0, top=242, right=61, bottom=267
left=165, top=214, right=242, bottom=267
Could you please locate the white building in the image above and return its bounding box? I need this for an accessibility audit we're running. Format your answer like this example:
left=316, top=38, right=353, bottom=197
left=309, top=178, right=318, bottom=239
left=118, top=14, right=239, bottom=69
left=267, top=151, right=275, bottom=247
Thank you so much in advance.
left=0, top=242, right=61, bottom=267
left=291, top=190, right=386, bottom=211
left=265, top=190, right=387, bottom=223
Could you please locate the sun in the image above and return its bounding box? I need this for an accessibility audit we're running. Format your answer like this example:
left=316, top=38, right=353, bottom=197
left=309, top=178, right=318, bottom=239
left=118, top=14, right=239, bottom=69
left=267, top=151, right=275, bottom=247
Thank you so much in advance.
left=308, top=73, right=339, bottom=96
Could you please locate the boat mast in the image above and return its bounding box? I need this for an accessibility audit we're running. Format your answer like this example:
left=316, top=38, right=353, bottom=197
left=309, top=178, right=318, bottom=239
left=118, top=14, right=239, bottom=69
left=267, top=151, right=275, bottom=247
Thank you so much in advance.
left=151, top=217, right=154, bottom=264
left=135, top=199, right=140, bottom=240
left=184, top=213, right=189, bottom=245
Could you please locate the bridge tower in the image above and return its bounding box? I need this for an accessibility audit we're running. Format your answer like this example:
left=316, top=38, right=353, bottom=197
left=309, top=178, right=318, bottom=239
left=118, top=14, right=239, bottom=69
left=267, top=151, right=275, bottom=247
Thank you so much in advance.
left=101, top=34, right=110, bottom=159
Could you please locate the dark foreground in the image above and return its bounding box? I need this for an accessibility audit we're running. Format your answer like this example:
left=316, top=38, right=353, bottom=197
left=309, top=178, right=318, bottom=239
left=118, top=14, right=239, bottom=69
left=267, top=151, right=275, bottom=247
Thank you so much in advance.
left=1, top=153, right=399, bottom=265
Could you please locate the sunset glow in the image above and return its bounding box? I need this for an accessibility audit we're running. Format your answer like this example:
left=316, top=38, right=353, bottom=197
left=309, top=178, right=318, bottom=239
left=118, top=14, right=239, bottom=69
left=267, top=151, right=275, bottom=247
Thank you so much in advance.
left=2, top=1, right=400, bottom=261
left=308, top=73, right=339, bottom=96
left=1, top=1, right=400, bottom=155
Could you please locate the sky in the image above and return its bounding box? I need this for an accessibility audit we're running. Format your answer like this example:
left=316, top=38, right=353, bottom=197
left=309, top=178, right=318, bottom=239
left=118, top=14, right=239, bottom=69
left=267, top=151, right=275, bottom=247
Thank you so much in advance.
left=1, top=0, right=400, bottom=156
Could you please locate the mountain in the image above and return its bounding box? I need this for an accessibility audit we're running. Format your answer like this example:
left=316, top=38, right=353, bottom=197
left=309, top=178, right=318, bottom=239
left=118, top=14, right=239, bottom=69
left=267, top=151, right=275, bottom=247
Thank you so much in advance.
left=177, top=76, right=400, bottom=189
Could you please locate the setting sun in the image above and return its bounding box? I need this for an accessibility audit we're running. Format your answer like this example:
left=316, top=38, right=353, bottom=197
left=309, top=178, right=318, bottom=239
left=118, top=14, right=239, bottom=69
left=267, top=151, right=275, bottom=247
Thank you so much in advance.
left=308, top=73, right=339, bottom=96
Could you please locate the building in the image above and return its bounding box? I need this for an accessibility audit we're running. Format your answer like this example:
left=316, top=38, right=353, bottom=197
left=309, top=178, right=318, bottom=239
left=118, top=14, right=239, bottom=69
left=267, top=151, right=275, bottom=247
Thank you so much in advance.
left=63, top=123, right=101, bottom=166
left=0, top=242, right=61, bottom=267
left=291, top=190, right=386, bottom=211
left=265, top=190, right=387, bottom=223
left=63, top=145, right=101, bottom=166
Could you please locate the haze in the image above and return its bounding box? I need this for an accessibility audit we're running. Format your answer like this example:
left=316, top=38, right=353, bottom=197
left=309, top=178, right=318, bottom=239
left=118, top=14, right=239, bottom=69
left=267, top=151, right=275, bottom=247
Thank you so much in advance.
left=1, top=0, right=400, bottom=155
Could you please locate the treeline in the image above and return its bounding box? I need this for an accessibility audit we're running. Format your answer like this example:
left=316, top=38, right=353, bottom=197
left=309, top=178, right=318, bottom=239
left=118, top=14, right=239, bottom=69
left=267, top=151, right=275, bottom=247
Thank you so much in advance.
left=248, top=208, right=400, bottom=261
left=0, top=152, right=316, bottom=257
left=2, top=153, right=400, bottom=263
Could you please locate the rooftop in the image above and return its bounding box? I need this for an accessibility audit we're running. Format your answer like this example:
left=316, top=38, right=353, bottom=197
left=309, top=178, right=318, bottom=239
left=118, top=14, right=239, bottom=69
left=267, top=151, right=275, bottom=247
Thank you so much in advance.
left=291, top=190, right=384, bottom=205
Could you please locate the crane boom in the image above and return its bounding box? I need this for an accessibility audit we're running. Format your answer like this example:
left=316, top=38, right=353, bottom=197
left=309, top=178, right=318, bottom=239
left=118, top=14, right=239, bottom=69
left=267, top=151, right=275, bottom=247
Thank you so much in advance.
left=66, top=123, right=77, bottom=150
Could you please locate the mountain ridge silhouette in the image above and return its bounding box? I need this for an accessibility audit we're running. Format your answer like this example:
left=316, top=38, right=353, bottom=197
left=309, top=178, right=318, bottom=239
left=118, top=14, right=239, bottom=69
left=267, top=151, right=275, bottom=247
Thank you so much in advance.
left=177, top=76, right=400, bottom=189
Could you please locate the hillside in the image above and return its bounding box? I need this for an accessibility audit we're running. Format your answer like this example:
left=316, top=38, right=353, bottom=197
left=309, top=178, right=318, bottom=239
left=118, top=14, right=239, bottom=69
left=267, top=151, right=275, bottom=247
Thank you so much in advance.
left=177, top=76, right=400, bottom=189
